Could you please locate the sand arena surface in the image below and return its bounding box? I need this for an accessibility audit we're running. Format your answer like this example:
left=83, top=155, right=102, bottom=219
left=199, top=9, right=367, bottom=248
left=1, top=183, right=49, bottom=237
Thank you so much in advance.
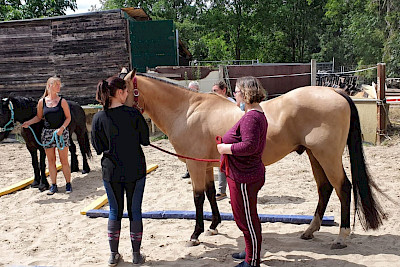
left=0, top=138, right=399, bottom=266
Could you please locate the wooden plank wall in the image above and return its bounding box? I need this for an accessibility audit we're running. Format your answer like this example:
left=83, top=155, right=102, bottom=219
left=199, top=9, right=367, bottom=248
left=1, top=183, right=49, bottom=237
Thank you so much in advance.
left=0, top=20, right=53, bottom=97
left=0, top=10, right=130, bottom=105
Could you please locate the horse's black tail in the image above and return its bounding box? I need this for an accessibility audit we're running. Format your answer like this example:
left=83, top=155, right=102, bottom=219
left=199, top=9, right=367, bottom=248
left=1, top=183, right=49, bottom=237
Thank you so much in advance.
left=83, top=130, right=92, bottom=159
left=336, top=90, right=386, bottom=230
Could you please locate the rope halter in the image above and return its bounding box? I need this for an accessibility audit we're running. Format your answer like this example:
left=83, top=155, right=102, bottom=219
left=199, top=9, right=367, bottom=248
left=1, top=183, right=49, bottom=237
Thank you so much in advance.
left=0, top=100, right=15, bottom=132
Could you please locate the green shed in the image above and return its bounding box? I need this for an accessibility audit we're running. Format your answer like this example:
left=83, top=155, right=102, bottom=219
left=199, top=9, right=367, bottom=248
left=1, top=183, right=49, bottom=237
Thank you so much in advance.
left=127, top=18, right=178, bottom=73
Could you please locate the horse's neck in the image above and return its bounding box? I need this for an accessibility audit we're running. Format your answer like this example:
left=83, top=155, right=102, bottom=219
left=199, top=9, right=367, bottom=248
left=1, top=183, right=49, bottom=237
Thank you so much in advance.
left=12, top=97, right=37, bottom=123
left=140, top=77, right=195, bottom=135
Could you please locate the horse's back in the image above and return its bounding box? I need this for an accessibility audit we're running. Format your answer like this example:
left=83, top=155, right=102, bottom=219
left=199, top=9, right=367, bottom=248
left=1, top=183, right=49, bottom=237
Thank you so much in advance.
left=260, top=86, right=351, bottom=165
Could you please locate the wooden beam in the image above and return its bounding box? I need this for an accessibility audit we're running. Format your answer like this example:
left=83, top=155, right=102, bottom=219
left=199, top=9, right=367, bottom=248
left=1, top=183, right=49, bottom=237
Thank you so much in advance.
left=0, top=164, right=62, bottom=197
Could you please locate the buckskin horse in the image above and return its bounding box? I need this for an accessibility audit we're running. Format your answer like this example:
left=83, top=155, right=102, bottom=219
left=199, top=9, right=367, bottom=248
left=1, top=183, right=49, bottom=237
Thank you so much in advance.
left=123, top=70, right=386, bottom=249
left=0, top=96, right=92, bottom=191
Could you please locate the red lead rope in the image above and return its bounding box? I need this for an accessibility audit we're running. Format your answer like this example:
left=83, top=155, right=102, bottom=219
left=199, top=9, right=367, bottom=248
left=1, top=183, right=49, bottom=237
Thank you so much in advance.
left=216, top=136, right=229, bottom=177
left=148, top=136, right=229, bottom=178
left=149, top=144, right=219, bottom=162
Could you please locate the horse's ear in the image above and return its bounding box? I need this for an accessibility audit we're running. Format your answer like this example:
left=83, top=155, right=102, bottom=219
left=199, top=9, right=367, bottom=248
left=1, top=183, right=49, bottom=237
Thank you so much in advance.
left=125, top=68, right=137, bottom=82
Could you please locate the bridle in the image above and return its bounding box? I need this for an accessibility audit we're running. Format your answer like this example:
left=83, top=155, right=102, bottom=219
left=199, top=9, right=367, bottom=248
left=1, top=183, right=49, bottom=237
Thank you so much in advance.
left=125, top=74, right=222, bottom=165
left=0, top=100, right=15, bottom=132
left=132, top=76, right=144, bottom=113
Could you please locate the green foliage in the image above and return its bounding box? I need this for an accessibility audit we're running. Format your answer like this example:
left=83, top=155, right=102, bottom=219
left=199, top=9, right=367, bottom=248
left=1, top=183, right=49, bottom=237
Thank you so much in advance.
left=0, top=0, right=77, bottom=20
left=384, top=32, right=400, bottom=77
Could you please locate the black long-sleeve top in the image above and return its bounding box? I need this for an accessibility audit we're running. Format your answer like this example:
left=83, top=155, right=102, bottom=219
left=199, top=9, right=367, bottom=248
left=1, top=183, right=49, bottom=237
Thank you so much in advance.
left=91, top=105, right=150, bottom=182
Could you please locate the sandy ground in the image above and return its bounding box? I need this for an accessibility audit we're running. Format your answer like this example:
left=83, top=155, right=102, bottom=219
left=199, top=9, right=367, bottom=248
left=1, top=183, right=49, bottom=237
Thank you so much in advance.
left=0, top=136, right=399, bottom=267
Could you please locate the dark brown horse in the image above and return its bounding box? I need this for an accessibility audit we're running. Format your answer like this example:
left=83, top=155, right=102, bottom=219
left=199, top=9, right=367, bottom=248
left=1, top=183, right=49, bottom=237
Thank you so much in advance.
left=0, top=96, right=92, bottom=190
left=123, top=70, right=386, bottom=249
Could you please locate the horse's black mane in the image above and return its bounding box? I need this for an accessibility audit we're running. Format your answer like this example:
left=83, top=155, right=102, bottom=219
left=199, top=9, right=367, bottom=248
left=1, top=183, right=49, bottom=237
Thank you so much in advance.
left=9, top=96, right=37, bottom=109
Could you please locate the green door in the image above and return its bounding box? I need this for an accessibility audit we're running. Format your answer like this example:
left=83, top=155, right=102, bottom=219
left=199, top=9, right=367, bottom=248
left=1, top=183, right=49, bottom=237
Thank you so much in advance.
left=129, top=20, right=177, bottom=73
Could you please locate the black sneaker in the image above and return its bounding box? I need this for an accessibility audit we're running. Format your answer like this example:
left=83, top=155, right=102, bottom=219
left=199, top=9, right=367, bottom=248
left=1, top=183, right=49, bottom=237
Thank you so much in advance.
left=133, top=252, right=146, bottom=264
left=47, top=184, right=58, bottom=195
left=65, top=182, right=72, bottom=194
left=108, top=252, right=122, bottom=266
left=232, top=251, right=246, bottom=261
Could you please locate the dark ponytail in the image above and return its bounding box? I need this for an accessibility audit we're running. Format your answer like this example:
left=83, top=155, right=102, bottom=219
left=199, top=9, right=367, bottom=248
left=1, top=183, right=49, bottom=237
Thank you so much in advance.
left=96, top=77, right=126, bottom=110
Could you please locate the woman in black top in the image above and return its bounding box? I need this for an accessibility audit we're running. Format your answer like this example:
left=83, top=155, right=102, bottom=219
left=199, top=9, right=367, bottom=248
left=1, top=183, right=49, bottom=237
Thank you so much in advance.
left=22, top=76, right=72, bottom=195
left=91, top=76, right=150, bottom=266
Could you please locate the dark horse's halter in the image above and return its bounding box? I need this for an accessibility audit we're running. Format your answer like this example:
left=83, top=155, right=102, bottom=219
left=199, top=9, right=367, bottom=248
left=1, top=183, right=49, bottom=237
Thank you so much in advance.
left=0, top=100, right=15, bottom=132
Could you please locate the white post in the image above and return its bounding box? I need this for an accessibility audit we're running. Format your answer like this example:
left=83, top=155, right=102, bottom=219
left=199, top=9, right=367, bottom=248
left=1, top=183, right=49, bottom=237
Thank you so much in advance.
left=311, top=59, right=317, bottom=86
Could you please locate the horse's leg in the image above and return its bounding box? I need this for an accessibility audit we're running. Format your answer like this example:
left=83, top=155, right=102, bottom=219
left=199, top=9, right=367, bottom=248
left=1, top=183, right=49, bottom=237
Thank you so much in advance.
left=204, top=168, right=221, bottom=236
left=38, top=147, right=49, bottom=191
left=69, top=137, right=79, bottom=173
left=76, top=129, right=90, bottom=174
left=28, top=146, right=40, bottom=188
left=187, top=161, right=207, bottom=246
left=331, top=171, right=352, bottom=249
left=311, top=149, right=352, bottom=249
left=301, top=149, right=333, bottom=240
left=190, top=190, right=205, bottom=246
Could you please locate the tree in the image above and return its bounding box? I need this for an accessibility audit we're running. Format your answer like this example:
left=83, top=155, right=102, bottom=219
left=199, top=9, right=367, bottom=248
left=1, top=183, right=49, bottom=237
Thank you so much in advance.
left=98, top=0, right=400, bottom=76
left=0, top=0, right=77, bottom=21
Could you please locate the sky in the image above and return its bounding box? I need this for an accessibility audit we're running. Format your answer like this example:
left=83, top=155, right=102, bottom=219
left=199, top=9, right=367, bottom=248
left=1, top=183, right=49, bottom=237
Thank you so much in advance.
left=66, top=0, right=102, bottom=15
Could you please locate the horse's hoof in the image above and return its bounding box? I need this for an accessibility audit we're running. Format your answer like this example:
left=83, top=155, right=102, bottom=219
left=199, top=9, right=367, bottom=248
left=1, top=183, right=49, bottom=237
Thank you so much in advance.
left=39, top=184, right=49, bottom=192
left=31, top=181, right=40, bottom=188
left=300, top=233, right=314, bottom=240
left=82, top=169, right=90, bottom=174
left=331, top=243, right=347, bottom=249
left=205, top=229, right=218, bottom=236
left=186, top=239, right=200, bottom=247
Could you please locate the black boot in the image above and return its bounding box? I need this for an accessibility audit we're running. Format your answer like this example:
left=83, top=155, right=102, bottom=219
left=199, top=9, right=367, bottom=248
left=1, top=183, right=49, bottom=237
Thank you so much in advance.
left=130, top=220, right=145, bottom=264
left=108, top=252, right=122, bottom=266
left=108, top=220, right=121, bottom=255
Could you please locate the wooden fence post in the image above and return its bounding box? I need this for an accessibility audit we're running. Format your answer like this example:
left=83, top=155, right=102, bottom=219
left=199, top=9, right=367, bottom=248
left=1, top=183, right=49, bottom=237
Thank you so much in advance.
left=377, top=63, right=386, bottom=145
left=311, top=59, right=316, bottom=86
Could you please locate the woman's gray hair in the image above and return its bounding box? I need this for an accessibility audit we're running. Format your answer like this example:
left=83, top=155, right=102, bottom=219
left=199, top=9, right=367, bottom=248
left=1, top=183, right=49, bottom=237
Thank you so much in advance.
left=188, top=81, right=200, bottom=91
